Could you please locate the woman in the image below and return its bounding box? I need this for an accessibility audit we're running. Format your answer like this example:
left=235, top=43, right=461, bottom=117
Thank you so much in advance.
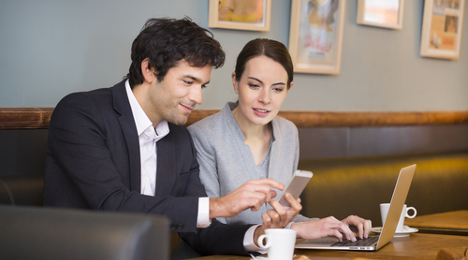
left=188, top=38, right=371, bottom=242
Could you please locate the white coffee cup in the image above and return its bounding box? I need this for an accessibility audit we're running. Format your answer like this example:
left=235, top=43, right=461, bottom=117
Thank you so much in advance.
left=380, top=203, right=417, bottom=232
left=257, top=229, right=296, bottom=260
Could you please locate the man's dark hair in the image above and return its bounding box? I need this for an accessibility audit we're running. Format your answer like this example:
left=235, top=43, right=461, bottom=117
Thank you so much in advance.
left=126, top=17, right=225, bottom=87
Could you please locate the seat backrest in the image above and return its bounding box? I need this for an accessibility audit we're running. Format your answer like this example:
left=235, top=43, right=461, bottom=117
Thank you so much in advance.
left=0, top=174, right=44, bottom=206
left=0, top=205, right=170, bottom=260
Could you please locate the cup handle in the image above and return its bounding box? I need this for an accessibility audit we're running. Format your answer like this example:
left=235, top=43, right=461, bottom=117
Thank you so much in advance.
left=406, top=207, right=417, bottom=218
left=257, top=234, right=271, bottom=249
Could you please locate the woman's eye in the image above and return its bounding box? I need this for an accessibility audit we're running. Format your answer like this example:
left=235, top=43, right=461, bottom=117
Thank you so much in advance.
left=273, top=87, right=284, bottom=92
left=248, top=84, right=259, bottom=89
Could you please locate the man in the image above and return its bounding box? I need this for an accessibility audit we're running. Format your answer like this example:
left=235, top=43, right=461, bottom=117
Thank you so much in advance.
left=43, top=17, right=301, bottom=257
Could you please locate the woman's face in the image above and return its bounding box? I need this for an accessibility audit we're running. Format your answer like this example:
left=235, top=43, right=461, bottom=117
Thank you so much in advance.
left=232, top=55, right=293, bottom=126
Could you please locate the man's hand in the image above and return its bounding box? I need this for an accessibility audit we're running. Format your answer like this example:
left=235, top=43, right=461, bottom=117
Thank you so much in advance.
left=291, top=215, right=372, bottom=242
left=209, top=178, right=284, bottom=219
left=253, top=193, right=302, bottom=246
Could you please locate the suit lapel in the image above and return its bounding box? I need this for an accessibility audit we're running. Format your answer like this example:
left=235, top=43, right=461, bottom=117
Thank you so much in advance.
left=155, top=127, right=177, bottom=196
left=113, top=81, right=141, bottom=192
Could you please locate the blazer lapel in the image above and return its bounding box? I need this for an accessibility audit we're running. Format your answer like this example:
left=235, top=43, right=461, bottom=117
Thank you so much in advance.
left=113, top=81, right=141, bottom=193
left=155, top=129, right=177, bottom=196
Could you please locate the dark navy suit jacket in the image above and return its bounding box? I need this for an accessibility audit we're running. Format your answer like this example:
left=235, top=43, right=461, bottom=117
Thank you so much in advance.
left=44, top=80, right=250, bottom=255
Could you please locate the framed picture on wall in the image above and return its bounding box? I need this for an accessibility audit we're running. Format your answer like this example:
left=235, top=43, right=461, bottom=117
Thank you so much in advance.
left=420, top=0, right=465, bottom=60
left=356, top=0, right=404, bottom=29
left=208, top=0, right=271, bottom=31
left=288, top=0, right=346, bottom=74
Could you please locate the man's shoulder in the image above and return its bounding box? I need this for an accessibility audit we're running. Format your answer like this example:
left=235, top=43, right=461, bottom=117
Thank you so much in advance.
left=55, top=81, right=126, bottom=111
left=167, top=123, right=194, bottom=145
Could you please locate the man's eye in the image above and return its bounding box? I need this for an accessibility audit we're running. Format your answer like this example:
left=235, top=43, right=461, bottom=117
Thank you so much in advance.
left=201, top=84, right=207, bottom=89
left=184, top=80, right=193, bottom=85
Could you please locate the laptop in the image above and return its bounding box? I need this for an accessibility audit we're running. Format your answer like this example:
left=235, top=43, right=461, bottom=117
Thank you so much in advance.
left=295, top=164, right=416, bottom=251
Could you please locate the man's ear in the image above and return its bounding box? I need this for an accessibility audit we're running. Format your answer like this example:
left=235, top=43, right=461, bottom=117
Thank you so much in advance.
left=141, top=58, right=156, bottom=83
left=232, top=72, right=239, bottom=94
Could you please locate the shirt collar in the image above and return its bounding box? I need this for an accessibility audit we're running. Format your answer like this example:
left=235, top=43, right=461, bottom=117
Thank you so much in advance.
left=125, top=80, right=169, bottom=139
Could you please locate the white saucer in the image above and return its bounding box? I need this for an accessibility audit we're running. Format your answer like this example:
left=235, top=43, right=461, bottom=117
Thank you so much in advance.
left=371, top=225, right=418, bottom=238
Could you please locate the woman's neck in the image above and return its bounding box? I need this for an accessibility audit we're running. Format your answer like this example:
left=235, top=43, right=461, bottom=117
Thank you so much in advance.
left=232, top=106, right=269, bottom=140
left=232, top=106, right=272, bottom=166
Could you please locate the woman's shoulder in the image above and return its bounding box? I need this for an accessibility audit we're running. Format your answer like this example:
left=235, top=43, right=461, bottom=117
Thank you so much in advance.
left=187, top=109, right=226, bottom=138
left=272, top=115, right=298, bottom=132
left=188, top=103, right=233, bottom=133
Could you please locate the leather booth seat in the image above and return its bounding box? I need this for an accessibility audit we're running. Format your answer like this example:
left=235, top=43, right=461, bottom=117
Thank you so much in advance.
left=298, top=152, right=468, bottom=226
left=1, top=152, right=467, bottom=257
left=0, top=174, right=44, bottom=206
left=0, top=205, right=170, bottom=260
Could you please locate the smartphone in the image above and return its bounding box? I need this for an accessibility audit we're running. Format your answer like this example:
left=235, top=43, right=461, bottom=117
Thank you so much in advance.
left=277, top=170, right=313, bottom=208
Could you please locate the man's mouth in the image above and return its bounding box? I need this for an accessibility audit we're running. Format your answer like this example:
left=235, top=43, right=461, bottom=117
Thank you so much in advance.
left=180, top=103, right=195, bottom=113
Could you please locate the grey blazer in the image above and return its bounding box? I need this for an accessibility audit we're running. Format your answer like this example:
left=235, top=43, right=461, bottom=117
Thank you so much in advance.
left=189, top=102, right=313, bottom=225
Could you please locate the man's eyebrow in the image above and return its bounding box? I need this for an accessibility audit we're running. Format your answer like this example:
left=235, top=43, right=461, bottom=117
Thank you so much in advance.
left=183, top=75, right=210, bottom=85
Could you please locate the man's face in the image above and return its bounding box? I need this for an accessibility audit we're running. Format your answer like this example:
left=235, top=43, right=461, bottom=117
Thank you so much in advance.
left=146, top=60, right=212, bottom=126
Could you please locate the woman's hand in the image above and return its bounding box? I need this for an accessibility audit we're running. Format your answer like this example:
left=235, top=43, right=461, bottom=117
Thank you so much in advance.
left=341, top=215, right=372, bottom=239
left=291, top=215, right=372, bottom=242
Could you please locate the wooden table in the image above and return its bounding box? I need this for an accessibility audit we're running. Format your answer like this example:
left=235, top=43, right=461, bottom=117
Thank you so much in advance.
left=190, top=233, right=468, bottom=260
left=405, top=210, right=468, bottom=236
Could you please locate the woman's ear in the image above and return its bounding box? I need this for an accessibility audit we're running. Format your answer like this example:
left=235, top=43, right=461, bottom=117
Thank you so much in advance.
left=232, top=72, right=239, bottom=94
left=141, top=58, right=156, bottom=83
left=287, top=81, right=294, bottom=92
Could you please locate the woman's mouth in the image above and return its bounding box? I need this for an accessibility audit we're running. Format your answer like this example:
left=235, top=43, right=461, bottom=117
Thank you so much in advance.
left=253, top=108, right=270, bottom=117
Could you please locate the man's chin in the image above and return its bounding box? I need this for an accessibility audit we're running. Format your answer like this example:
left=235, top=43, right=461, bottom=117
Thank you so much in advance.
left=168, top=115, right=189, bottom=126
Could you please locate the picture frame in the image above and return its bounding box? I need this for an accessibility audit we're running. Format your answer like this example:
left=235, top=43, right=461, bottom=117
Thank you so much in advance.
left=208, top=0, right=271, bottom=31
left=356, top=0, right=404, bottom=29
left=288, top=0, right=346, bottom=74
left=420, top=0, right=465, bottom=60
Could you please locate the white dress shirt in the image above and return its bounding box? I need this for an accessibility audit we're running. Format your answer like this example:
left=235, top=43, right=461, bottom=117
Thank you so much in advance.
left=125, top=80, right=210, bottom=228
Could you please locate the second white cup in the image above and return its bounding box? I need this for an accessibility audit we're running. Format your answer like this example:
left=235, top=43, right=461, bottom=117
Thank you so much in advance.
left=257, top=229, right=296, bottom=260
left=380, top=203, right=417, bottom=231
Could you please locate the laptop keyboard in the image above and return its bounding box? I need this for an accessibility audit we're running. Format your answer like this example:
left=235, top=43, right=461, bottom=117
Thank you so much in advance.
left=331, top=236, right=379, bottom=247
